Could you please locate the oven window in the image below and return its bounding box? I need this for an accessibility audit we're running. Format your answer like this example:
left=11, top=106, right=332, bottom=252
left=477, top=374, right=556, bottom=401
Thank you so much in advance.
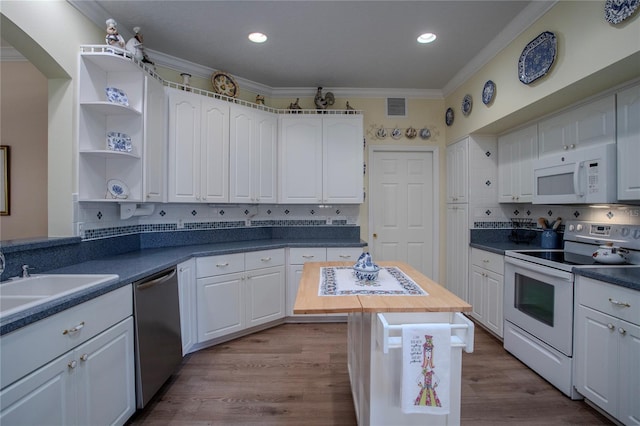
left=514, top=273, right=554, bottom=326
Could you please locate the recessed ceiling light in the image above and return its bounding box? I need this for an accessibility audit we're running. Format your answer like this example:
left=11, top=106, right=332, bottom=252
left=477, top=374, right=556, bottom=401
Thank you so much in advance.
left=248, top=32, right=267, bottom=43
left=417, top=33, right=436, bottom=44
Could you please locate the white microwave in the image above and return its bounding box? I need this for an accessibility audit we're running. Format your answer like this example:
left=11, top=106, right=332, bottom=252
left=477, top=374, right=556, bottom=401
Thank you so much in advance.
left=532, top=143, right=617, bottom=204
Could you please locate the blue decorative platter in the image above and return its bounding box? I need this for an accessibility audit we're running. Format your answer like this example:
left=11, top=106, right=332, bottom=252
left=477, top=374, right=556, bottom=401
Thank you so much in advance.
left=105, top=87, right=129, bottom=106
left=461, top=94, right=473, bottom=116
left=482, top=80, right=496, bottom=105
left=605, top=0, right=639, bottom=24
left=107, top=179, right=129, bottom=199
left=445, top=107, right=454, bottom=126
left=518, top=31, right=557, bottom=84
left=106, top=131, right=132, bottom=152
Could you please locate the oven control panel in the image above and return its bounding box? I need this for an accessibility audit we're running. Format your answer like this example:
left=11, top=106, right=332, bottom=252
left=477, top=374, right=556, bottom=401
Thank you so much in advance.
left=565, top=221, right=640, bottom=249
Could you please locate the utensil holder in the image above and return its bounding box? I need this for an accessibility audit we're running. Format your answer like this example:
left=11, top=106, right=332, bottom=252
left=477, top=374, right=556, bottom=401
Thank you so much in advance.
left=541, top=230, right=560, bottom=249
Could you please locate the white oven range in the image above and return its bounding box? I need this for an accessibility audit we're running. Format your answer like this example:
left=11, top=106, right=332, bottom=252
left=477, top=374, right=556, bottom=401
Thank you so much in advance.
left=504, top=221, right=640, bottom=399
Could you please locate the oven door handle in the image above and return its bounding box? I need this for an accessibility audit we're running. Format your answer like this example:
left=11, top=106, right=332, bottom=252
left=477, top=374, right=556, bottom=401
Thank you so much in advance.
left=505, top=257, right=573, bottom=281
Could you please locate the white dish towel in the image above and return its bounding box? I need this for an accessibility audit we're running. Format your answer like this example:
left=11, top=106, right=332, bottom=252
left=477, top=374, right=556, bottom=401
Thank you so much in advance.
left=401, top=323, right=451, bottom=414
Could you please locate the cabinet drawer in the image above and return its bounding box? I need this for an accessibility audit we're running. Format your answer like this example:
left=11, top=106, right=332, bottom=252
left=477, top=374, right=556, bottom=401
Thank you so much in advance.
left=0, top=285, right=132, bottom=389
left=576, top=276, right=640, bottom=326
left=326, top=247, right=363, bottom=262
left=245, top=249, right=285, bottom=270
left=196, top=253, right=244, bottom=278
left=288, top=248, right=327, bottom=265
left=470, top=248, right=504, bottom=275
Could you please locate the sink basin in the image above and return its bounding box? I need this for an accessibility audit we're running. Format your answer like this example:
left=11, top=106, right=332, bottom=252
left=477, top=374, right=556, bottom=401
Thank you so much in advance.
left=0, top=274, right=119, bottom=319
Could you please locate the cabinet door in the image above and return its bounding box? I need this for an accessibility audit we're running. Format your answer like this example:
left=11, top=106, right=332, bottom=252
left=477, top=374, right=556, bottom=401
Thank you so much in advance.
left=197, top=272, right=244, bottom=341
left=178, top=258, right=197, bottom=355
left=229, top=105, right=254, bottom=203
left=485, top=270, right=503, bottom=337
left=76, top=317, right=135, bottom=426
left=200, top=97, right=229, bottom=203
left=254, top=110, right=278, bottom=203
left=619, top=319, right=640, bottom=425
left=446, top=138, right=468, bottom=203
left=143, top=76, right=166, bottom=202
left=574, top=305, right=618, bottom=414
left=245, top=266, right=285, bottom=327
left=498, top=124, right=537, bottom=203
left=469, top=265, right=485, bottom=323
left=445, top=204, right=468, bottom=301
left=0, top=353, right=74, bottom=425
left=323, top=116, right=364, bottom=203
left=278, top=116, right=323, bottom=203
left=168, top=88, right=201, bottom=202
left=617, top=84, right=640, bottom=201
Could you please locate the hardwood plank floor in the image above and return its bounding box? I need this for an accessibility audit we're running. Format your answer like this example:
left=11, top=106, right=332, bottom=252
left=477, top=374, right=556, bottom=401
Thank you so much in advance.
left=127, top=322, right=612, bottom=425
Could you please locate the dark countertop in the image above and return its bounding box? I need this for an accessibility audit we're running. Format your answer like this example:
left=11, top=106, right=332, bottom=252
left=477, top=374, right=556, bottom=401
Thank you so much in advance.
left=0, top=238, right=366, bottom=335
left=574, top=266, right=640, bottom=291
left=469, top=241, right=542, bottom=255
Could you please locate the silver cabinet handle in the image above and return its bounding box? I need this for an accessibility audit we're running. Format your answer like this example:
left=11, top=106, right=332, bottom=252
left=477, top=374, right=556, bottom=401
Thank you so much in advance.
left=609, top=298, right=631, bottom=308
left=68, top=360, right=77, bottom=369
left=302, top=255, right=315, bottom=259
left=260, top=257, right=272, bottom=262
left=339, top=255, right=352, bottom=259
left=80, top=354, right=89, bottom=362
left=607, top=323, right=615, bottom=330
left=619, top=327, right=627, bottom=335
left=216, top=262, right=229, bottom=268
left=63, top=321, right=85, bottom=335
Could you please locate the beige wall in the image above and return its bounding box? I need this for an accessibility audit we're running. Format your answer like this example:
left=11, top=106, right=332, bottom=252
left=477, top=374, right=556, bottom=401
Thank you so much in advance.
left=0, top=61, right=48, bottom=240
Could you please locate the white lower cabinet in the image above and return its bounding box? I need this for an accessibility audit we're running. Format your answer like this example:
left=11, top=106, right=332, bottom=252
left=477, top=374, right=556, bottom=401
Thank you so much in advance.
left=196, top=249, right=285, bottom=342
left=0, top=286, right=135, bottom=425
left=445, top=204, right=469, bottom=301
left=574, top=276, right=640, bottom=425
left=469, top=248, right=504, bottom=338
left=286, top=247, right=363, bottom=318
left=178, top=258, right=197, bottom=355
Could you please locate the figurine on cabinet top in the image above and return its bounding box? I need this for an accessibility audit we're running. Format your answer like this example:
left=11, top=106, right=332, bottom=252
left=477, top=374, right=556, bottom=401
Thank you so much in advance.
left=126, top=26, right=154, bottom=65
left=105, top=18, right=125, bottom=49
left=289, top=98, right=302, bottom=110
left=255, top=94, right=265, bottom=105
left=314, top=87, right=335, bottom=110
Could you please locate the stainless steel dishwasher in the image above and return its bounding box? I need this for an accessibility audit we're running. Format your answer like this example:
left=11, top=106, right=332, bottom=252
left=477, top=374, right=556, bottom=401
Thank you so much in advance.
left=133, top=266, right=182, bottom=408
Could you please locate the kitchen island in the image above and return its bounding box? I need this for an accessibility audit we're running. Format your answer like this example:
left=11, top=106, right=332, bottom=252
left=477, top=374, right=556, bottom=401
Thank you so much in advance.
left=294, top=261, right=473, bottom=426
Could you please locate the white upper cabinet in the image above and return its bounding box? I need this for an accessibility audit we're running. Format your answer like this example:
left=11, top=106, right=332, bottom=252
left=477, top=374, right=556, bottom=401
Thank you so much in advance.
left=143, top=76, right=167, bottom=202
left=616, top=83, right=640, bottom=201
left=167, top=88, right=229, bottom=203
left=538, top=95, right=615, bottom=156
left=229, top=105, right=278, bottom=203
left=78, top=51, right=146, bottom=202
left=446, top=138, right=468, bottom=203
left=278, top=114, right=363, bottom=204
left=498, top=124, right=538, bottom=203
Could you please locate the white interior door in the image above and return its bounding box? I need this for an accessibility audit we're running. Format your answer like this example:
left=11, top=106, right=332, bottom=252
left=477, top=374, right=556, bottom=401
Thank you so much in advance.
left=369, top=147, right=439, bottom=280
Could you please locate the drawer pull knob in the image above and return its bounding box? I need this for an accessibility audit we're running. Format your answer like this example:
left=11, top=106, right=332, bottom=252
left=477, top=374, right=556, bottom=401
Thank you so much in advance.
left=619, top=327, right=627, bottom=335
left=608, top=298, right=631, bottom=308
left=260, top=257, right=272, bottom=262
left=80, top=354, right=89, bottom=362
left=63, top=321, right=85, bottom=335
left=607, top=323, right=615, bottom=330
left=216, top=263, right=229, bottom=268
left=68, top=360, right=77, bottom=369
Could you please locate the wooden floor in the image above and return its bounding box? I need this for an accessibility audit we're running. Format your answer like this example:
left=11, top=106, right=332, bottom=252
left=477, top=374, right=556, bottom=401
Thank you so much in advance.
left=127, top=322, right=612, bottom=426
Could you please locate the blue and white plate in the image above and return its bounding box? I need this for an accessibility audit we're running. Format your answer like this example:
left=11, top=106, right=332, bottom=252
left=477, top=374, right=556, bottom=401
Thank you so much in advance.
left=518, top=31, right=557, bottom=84
left=107, top=179, right=129, bottom=199
left=605, top=0, right=640, bottom=24
left=482, top=80, right=496, bottom=105
left=445, top=107, right=454, bottom=126
left=419, top=128, right=431, bottom=140
left=106, top=131, right=132, bottom=152
left=105, top=87, right=129, bottom=106
left=391, top=127, right=402, bottom=140
left=461, top=94, right=473, bottom=116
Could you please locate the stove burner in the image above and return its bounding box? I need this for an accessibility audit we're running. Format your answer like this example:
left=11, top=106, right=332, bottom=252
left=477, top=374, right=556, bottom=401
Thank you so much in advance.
left=512, top=251, right=598, bottom=266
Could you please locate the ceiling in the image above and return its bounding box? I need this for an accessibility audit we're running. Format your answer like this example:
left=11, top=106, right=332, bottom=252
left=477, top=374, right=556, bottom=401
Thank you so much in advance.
left=71, top=1, right=550, bottom=95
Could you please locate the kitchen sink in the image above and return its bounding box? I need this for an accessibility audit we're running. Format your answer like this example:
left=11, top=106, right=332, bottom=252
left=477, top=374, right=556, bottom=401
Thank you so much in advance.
left=0, top=274, right=119, bottom=319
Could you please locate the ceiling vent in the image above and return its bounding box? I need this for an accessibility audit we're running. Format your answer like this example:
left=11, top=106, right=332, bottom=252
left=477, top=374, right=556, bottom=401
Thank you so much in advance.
left=386, top=97, right=407, bottom=118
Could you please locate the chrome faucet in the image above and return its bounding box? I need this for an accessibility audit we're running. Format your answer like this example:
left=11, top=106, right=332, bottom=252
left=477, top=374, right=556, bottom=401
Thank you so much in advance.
left=22, top=264, right=33, bottom=278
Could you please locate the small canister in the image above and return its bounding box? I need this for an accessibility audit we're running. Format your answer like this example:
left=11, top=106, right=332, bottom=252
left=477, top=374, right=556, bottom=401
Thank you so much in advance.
left=541, top=230, right=560, bottom=249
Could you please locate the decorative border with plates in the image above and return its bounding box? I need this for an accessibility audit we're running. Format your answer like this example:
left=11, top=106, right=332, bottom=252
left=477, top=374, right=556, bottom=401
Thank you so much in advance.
left=605, top=0, right=640, bottom=24
left=482, top=80, right=496, bottom=105
left=518, top=31, right=557, bottom=85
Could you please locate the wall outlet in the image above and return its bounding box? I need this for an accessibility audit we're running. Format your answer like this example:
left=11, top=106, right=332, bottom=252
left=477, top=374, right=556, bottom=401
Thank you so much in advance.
left=177, top=219, right=184, bottom=229
left=76, top=222, right=84, bottom=237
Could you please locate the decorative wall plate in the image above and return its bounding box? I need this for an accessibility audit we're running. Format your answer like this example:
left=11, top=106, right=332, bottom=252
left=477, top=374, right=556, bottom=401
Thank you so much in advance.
left=518, top=31, right=557, bottom=84
left=211, top=71, right=239, bottom=97
left=405, top=127, right=417, bottom=139
left=605, top=0, right=640, bottom=24
left=419, top=128, right=431, bottom=140
left=106, top=131, right=132, bottom=152
left=482, top=80, right=496, bottom=105
left=391, top=127, right=402, bottom=140
left=376, top=127, right=387, bottom=139
left=445, top=108, right=454, bottom=126
left=461, top=94, right=473, bottom=116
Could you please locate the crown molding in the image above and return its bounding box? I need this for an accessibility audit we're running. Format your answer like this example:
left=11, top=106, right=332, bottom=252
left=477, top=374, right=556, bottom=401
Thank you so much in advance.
left=0, top=46, right=27, bottom=61
left=442, top=0, right=557, bottom=97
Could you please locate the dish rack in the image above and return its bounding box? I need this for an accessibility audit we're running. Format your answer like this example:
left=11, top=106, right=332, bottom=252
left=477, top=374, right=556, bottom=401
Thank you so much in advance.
left=509, top=218, right=537, bottom=244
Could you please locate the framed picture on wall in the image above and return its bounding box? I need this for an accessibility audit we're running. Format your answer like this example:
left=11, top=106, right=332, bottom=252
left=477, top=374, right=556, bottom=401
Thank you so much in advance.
left=1, top=145, right=9, bottom=215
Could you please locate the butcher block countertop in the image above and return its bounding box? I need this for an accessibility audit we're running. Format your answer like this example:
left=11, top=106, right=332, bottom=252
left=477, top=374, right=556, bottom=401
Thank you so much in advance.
left=294, top=261, right=472, bottom=314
